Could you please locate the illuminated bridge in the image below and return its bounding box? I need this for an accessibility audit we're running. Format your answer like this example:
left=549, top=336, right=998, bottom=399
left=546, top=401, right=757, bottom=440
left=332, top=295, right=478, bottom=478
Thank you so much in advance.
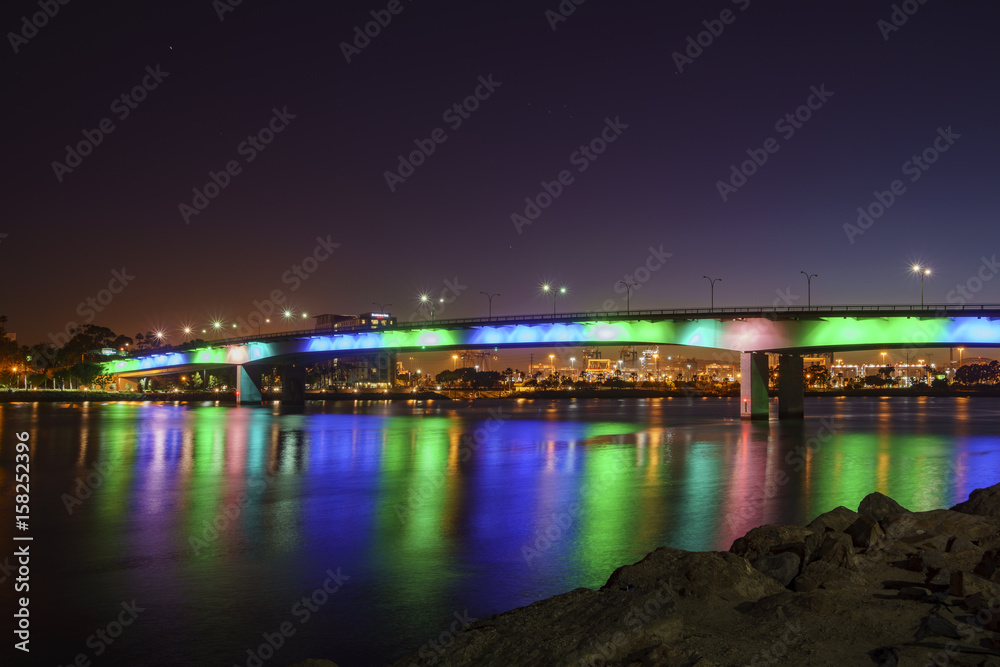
left=102, top=304, right=1000, bottom=418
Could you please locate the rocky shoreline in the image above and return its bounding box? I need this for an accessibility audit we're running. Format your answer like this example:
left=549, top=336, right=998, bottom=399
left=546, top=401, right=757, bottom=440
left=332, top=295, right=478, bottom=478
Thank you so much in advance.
left=353, top=483, right=1000, bottom=667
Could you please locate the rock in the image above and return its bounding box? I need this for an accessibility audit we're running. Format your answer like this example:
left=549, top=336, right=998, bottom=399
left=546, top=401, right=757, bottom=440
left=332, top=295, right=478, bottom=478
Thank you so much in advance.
left=858, top=492, right=909, bottom=523
left=951, top=482, right=1000, bottom=518
left=806, top=505, right=860, bottom=533
left=949, top=570, right=1000, bottom=598
left=792, top=561, right=864, bottom=593
left=808, top=532, right=856, bottom=570
left=897, top=586, right=933, bottom=601
left=868, top=646, right=900, bottom=666
left=845, top=515, right=886, bottom=549
left=893, top=551, right=946, bottom=574
left=896, top=532, right=950, bottom=552
left=603, top=547, right=785, bottom=602
left=917, top=609, right=962, bottom=639
left=751, top=552, right=801, bottom=588
left=973, top=548, right=1000, bottom=581
left=729, top=524, right=814, bottom=561
left=883, top=509, right=1000, bottom=543
left=947, top=536, right=978, bottom=553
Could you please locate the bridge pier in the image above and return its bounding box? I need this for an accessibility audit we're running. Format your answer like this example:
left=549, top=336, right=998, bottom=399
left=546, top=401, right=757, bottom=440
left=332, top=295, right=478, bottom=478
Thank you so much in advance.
left=740, top=352, right=769, bottom=420
left=778, top=354, right=804, bottom=419
left=280, top=364, right=306, bottom=405
left=236, top=365, right=263, bottom=405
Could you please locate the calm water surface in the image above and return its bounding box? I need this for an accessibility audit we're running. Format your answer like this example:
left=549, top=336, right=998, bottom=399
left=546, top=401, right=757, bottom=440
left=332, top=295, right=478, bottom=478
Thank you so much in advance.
left=1, top=396, right=999, bottom=666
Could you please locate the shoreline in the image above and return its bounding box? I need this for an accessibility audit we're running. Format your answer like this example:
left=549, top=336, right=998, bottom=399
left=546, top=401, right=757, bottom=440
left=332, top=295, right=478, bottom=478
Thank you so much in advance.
left=375, top=484, right=1000, bottom=667
left=4, top=387, right=1000, bottom=404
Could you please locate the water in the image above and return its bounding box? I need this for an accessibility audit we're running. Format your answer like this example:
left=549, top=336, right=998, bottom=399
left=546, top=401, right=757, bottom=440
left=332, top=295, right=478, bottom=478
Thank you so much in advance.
left=1, top=396, right=999, bottom=666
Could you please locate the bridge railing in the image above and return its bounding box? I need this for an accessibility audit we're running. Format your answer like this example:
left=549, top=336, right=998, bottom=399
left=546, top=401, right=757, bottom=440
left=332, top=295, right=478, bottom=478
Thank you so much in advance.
left=122, top=303, right=1000, bottom=356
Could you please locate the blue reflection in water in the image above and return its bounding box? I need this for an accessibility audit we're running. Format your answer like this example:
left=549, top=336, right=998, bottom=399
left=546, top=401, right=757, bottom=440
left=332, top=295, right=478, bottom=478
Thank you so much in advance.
left=0, top=397, right=998, bottom=666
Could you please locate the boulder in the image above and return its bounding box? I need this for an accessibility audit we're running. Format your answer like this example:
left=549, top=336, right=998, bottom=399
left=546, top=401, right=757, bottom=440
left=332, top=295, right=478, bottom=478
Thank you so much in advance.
left=792, top=561, right=864, bottom=593
left=750, top=551, right=801, bottom=588
left=729, top=524, right=814, bottom=560
left=948, top=570, right=1000, bottom=598
left=882, top=509, right=999, bottom=543
left=808, top=532, right=856, bottom=570
left=946, top=536, right=978, bottom=554
left=857, top=492, right=909, bottom=523
left=896, top=586, right=933, bottom=601
left=805, top=506, right=859, bottom=533
left=603, top=547, right=784, bottom=602
left=845, top=515, right=886, bottom=549
left=973, top=548, right=1000, bottom=582
left=951, top=482, right=1000, bottom=518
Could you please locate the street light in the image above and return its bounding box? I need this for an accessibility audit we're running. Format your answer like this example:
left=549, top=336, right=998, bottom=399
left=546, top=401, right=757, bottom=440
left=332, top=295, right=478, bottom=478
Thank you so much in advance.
left=800, top=271, right=817, bottom=308
left=480, top=292, right=500, bottom=319
left=911, top=265, right=931, bottom=306
left=541, top=284, right=567, bottom=315
left=958, top=347, right=964, bottom=367
left=372, top=302, right=391, bottom=313
left=618, top=281, right=637, bottom=314
left=549, top=353, right=555, bottom=375
left=419, top=294, right=443, bottom=322
left=702, top=276, right=721, bottom=310
left=452, top=354, right=458, bottom=370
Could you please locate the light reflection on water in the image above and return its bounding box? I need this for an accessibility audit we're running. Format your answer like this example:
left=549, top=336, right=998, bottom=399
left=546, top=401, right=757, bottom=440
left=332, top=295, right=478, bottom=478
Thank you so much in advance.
left=0, top=396, right=998, bottom=666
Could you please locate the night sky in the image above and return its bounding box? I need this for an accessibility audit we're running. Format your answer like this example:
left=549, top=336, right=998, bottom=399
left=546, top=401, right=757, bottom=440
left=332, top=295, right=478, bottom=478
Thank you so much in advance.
left=4, top=0, right=1000, bottom=360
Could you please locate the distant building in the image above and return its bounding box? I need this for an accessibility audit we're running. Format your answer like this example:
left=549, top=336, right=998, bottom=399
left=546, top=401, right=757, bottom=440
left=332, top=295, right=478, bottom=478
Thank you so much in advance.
left=310, top=312, right=398, bottom=387
left=314, top=312, right=397, bottom=331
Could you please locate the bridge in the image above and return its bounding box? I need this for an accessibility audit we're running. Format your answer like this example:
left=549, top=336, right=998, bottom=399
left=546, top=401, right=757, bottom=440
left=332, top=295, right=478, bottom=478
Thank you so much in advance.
left=101, top=303, right=1000, bottom=418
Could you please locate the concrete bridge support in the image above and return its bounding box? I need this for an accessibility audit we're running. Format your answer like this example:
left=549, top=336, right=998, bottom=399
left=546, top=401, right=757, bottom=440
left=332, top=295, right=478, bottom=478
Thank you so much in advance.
left=237, top=365, right=263, bottom=405
left=778, top=354, right=804, bottom=419
left=740, top=352, right=769, bottom=420
left=280, top=364, right=306, bottom=405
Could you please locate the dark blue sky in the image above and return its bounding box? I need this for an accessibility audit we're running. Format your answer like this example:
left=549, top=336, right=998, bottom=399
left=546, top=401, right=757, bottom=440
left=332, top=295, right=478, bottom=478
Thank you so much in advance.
left=4, top=0, right=1000, bottom=346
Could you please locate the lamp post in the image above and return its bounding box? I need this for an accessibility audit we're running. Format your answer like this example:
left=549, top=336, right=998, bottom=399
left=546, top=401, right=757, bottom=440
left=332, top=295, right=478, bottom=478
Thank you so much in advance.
left=618, top=281, right=637, bottom=314
left=958, top=347, right=964, bottom=368
left=419, top=295, right=443, bottom=322
left=549, top=354, right=555, bottom=376
left=702, top=276, right=721, bottom=309
left=480, top=292, right=500, bottom=319
left=570, top=356, right=576, bottom=379
left=800, top=271, right=817, bottom=308
left=911, top=265, right=931, bottom=306
left=541, top=284, right=567, bottom=315
left=372, top=302, right=391, bottom=313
